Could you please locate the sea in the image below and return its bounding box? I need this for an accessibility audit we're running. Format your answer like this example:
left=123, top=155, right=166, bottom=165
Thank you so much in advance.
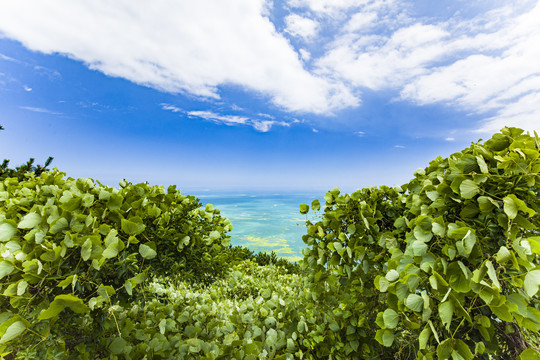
left=193, top=192, right=324, bottom=262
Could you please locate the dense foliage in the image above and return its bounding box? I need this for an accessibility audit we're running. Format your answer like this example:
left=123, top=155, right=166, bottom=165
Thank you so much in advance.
left=0, top=171, right=232, bottom=357
left=300, top=127, right=540, bottom=359
left=1, top=127, right=539, bottom=359
left=1, top=157, right=54, bottom=182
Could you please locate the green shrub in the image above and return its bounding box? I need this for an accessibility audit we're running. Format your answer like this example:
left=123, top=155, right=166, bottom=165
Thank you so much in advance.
left=0, top=171, right=231, bottom=357
left=300, top=127, right=540, bottom=359
left=0, top=157, right=54, bottom=181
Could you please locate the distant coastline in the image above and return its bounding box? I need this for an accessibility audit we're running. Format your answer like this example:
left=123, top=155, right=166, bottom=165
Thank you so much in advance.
left=192, top=191, right=323, bottom=262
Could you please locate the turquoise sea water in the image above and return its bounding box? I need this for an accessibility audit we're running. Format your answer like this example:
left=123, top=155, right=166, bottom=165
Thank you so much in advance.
left=195, top=192, right=322, bottom=261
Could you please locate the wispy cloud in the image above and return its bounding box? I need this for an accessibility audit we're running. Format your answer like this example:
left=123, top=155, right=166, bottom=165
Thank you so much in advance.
left=19, top=106, right=62, bottom=115
left=162, top=104, right=289, bottom=132
left=23, top=85, right=32, bottom=92
left=0, top=52, right=19, bottom=63
left=33, top=65, right=62, bottom=80
left=394, top=145, right=405, bottom=149
left=188, top=110, right=289, bottom=132
left=161, top=103, right=183, bottom=113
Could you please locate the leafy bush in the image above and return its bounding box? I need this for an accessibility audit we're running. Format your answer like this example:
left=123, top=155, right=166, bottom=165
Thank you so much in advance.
left=300, top=127, right=540, bottom=359
left=0, top=171, right=231, bottom=357
left=0, top=157, right=54, bottom=181
left=222, top=245, right=302, bottom=275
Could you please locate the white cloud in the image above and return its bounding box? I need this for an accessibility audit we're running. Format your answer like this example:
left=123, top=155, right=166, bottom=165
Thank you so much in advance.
left=285, top=14, right=319, bottom=40
left=161, top=104, right=183, bottom=113
left=298, top=49, right=311, bottom=61
left=161, top=104, right=289, bottom=132
left=398, top=2, right=540, bottom=133
left=287, top=0, right=384, bottom=15
left=0, top=0, right=358, bottom=115
left=345, top=12, right=378, bottom=32
left=231, top=104, right=245, bottom=111
left=184, top=110, right=288, bottom=132
left=0, top=53, right=18, bottom=62
left=316, top=23, right=450, bottom=90
left=394, top=145, right=405, bottom=148
left=19, top=106, right=62, bottom=115
left=23, top=85, right=32, bottom=91
left=355, top=131, right=365, bottom=136
left=315, top=1, right=540, bottom=132
left=445, top=137, right=455, bottom=141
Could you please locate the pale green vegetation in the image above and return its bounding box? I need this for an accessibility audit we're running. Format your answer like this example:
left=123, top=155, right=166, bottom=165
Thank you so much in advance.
left=0, top=127, right=539, bottom=359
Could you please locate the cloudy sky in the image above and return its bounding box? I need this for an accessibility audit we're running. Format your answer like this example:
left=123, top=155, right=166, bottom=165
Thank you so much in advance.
left=1, top=0, right=539, bottom=192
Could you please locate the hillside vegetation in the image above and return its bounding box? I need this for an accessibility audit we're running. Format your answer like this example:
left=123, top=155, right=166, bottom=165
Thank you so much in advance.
left=0, top=127, right=539, bottom=359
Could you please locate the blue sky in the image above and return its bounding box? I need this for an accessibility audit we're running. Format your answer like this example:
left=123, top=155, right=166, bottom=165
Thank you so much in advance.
left=1, top=0, right=539, bottom=192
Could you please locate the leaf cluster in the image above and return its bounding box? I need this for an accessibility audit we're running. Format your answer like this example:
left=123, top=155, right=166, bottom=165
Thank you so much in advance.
left=0, top=171, right=231, bottom=357
left=299, top=127, right=540, bottom=359
left=0, top=157, right=54, bottom=182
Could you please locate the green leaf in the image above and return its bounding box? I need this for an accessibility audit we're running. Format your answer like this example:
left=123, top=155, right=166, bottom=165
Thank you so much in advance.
left=38, top=301, right=65, bottom=320
left=477, top=196, right=496, bottom=212
left=454, top=339, right=474, bottom=360
left=139, top=242, right=157, bottom=259
left=419, top=326, right=431, bottom=349
left=0, top=261, right=14, bottom=280
left=109, top=337, right=127, bottom=355
left=524, top=270, right=540, bottom=297
left=0, top=222, right=17, bottom=242
left=519, top=348, right=540, bottom=360
left=107, top=193, right=123, bottom=210
left=410, top=240, right=428, bottom=256
left=0, top=320, right=26, bottom=344
left=382, top=330, right=394, bottom=347
left=49, top=217, right=68, bottom=234
left=375, top=329, right=394, bottom=347
left=102, top=240, right=120, bottom=259
left=496, top=246, right=512, bottom=264
left=459, top=180, right=479, bottom=199
left=448, top=262, right=471, bottom=293
left=82, top=194, right=94, bottom=207
left=57, top=275, right=75, bottom=289
left=124, top=280, right=133, bottom=296
left=299, top=204, right=309, bottom=215
left=439, top=301, right=454, bottom=330
left=81, top=238, right=92, bottom=261
left=311, top=199, right=321, bottom=211
left=18, top=212, right=41, bottom=229
left=54, top=294, right=89, bottom=313
left=485, top=260, right=501, bottom=290
left=386, top=269, right=399, bottom=282
left=17, top=280, right=28, bottom=296
left=462, top=230, right=476, bottom=255
left=475, top=341, right=486, bottom=355
left=476, top=155, right=489, bottom=174
left=504, top=194, right=536, bottom=218
left=121, top=217, right=146, bottom=236
left=405, top=294, right=424, bottom=312
left=504, top=196, right=518, bottom=219
left=383, top=309, right=399, bottom=329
